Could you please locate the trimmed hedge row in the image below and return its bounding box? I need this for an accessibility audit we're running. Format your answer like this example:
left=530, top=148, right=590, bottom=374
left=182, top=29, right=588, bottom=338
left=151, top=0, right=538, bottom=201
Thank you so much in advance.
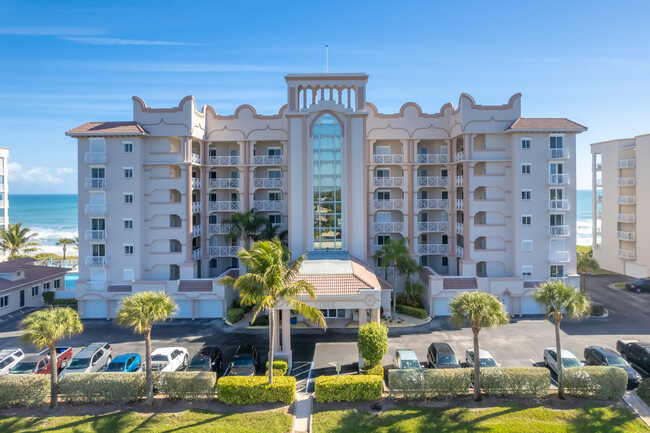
left=388, top=369, right=471, bottom=400
left=265, top=360, right=289, bottom=376
left=59, top=373, right=146, bottom=404
left=565, top=366, right=628, bottom=400
left=638, top=378, right=650, bottom=406
left=157, top=372, right=216, bottom=399
left=481, top=368, right=550, bottom=398
left=314, top=375, right=382, bottom=402
left=0, top=375, right=50, bottom=407
left=362, top=365, right=384, bottom=377
left=226, top=308, right=245, bottom=324
left=395, top=304, right=428, bottom=319
left=216, top=376, right=296, bottom=405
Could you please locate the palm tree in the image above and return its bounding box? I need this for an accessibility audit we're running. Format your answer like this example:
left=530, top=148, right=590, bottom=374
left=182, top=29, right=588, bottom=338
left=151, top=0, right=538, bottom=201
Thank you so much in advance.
left=72, top=235, right=79, bottom=251
left=449, top=291, right=509, bottom=401
left=20, top=307, right=83, bottom=408
left=220, top=239, right=326, bottom=384
left=533, top=280, right=591, bottom=399
left=576, top=251, right=599, bottom=292
left=115, top=291, right=177, bottom=406
left=56, top=238, right=75, bottom=260
left=375, top=238, right=409, bottom=318
left=0, top=223, right=40, bottom=259
left=396, top=255, right=422, bottom=305
left=259, top=221, right=288, bottom=244
left=223, top=209, right=268, bottom=249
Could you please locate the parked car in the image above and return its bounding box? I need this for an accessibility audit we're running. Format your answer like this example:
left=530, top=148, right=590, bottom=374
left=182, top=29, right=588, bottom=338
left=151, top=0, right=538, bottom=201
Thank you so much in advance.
left=543, top=347, right=582, bottom=374
left=393, top=349, right=422, bottom=370
left=60, top=343, right=112, bottom=379
left=0, top=348, right=25, bottom=375
left=625, top=278, right=650, bottom=293
left=150, top=347, right=189, bottom=373
left=465, top=349, right=499, bottom=368
left=104, top=353, right=141, bottom=373
left=9, top=347, right=72, bottom=375
left=227, top=345, right=259, bottom=376
left=186, top=345, right=222, bottom=373
left=584, top=346, right=642, bottom=389
left=617, top=340, right=650, bottom=374
left=427, top=343, right=461, bottom=369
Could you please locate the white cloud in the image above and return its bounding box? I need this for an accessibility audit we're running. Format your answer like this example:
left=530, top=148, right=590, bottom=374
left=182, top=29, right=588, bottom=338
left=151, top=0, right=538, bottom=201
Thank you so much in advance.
left=61, top=37, right=204, bottom=46
left=0, top=26, right=101, bottom=36
left=8, top=162, right=77, bottom=185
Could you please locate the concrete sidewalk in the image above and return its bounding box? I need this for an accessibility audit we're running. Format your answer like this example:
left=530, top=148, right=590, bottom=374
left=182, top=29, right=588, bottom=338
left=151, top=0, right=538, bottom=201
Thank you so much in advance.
left=623, top=391, right=650, bottom=427
left=292, top=392, right=313, bottom=433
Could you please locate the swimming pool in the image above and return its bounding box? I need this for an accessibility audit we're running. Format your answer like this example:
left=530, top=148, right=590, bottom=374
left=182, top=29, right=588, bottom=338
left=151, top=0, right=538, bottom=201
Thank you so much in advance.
left=65, top=272, right=78, bottom=290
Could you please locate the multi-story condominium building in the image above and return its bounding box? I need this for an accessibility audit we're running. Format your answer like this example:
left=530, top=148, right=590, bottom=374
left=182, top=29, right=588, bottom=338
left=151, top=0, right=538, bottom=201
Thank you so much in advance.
left=0, top=147, right=8, bottom=230
left=591, top=135, right=648, bottom=277
left=67, top=73, right=584, bottom=325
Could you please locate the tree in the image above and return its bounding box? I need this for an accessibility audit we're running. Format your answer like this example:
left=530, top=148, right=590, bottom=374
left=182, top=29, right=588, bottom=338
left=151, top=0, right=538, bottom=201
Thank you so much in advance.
left=397, top=255, right=422, bottom=305
left=576, top=251, right=599, bottom=292
left=357, top=321, right=388, bottom=368
left=220, top=239, right=326, bottom=384
left=533, top=280, right=591, bottom=399
left=72, top=235, right=79, bottom=251
left=259, top=220, right=288, bottom=244
left=0, top=223, right=40, bottom=259
left=56, top=238, right=75, bottom=260
left=20, top=307, right=83, bottom=408
left=223, top=209, right=268, bottom=249
left=449, top=291, right=510, bottom=401
left=375, top=238, right=410, bottom=318
left=115, top=291, right=177, bottom=406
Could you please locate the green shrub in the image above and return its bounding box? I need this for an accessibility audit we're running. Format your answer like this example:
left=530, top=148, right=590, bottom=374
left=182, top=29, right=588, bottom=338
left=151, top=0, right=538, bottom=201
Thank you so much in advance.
left=226, top=308, right=245, bottom=324
left=157, top=372, right=216, bottom=399
left=0, top=375, right=50, bottom=407
left=388, top=369, right=471, bottom=400
left=232, top=298, right=253, bottom=313
left=265, top=360, right=288, bottom=376
left=59, top=373, right=145, bottom=404
left=565, top=367, right=628, bottom=400
left=638, top=379, right=650, bottom=406
left=314, top=375, right=382, bottom=402
left=250, top=315, right=269, bottom=326
left=396, top=294, right=422, bottom=309
left=590, top=302, right=606, bottom=316
left=52, top=298, right=77, bottom=306
left=357, top=322, right=388, bottom=368
left=481, top=367, right=550, bottom=398
left=265, top=369, right=286, bottom=377
left=42, top=291, right=55, bottom=304
left=395, top=304, right=428, bottom=319
left=216, top=376, right=295, bottom=405
left=362, top=365, right=384, bottom=377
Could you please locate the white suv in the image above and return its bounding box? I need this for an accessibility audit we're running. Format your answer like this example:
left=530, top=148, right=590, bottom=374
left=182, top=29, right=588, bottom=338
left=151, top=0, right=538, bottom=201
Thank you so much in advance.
left=150, top=347, right=189, bottom=372
left=0, top=348, right=25, bottom=375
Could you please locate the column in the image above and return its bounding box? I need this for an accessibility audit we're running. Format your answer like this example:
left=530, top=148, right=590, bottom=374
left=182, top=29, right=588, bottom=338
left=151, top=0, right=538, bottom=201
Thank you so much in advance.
left=370, top=308, right=380, bottom=322
left=281, top=309, right=291, bottom=352
left=273, top=309, right=281, bottom=352
left=358, top=308, right=367, bottom=326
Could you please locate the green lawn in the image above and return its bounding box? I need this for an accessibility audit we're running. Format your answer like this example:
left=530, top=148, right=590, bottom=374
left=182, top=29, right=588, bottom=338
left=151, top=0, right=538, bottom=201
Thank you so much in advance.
left=313, top=405, right=650, bottom=433
left=614, top=282, right=627, bottom=288
left=0, top=409, right=292, bottom=433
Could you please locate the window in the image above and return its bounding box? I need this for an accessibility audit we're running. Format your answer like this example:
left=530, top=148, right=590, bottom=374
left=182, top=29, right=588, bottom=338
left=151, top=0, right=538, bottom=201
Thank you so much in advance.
left=442, top=257, right=449, bottom=266
left=521, top=138, right=531, bottom=149
left=521, top=163, right=531, bottom=174
left=377, top=235, right=390, bottom=245
left=123, top=244, right=134, bottom=255
left=123, top=142, right=133, bottom=153
left=377, top=190, right=391, bottom=200
left=123, top=168, right=133, bottom=178
left=268, top=147, right=282, bottom=156
left=521, top=266, right=533, bottom=277
left=268, top=191, right=282, bottom=201
left=123, top=219, right=134, bottom=230
left=31, top=285, right=39, bottom=297
left=43, top=282, right=50, bottom=290
left=53, top=279, right=60, bottom=289
left=521, top=189, right=531, bottom=200
left=268, top=169, right=281, bottom=179
left=123, top=269, right=134, bottom=281
left=550, top=136, right=564, bottom=149
left=0, top=295, right=7, bottom=308
left=521, top=240, right=533, bottom=252
left=550, top=265, right=565, bottom=278
left=521, top=215, right=532, bottom=226
left=376, top=168, right=390, bottom=178
left=123, top=193, right=134, bottom=204
left=269, top=214, right=282, bottom=225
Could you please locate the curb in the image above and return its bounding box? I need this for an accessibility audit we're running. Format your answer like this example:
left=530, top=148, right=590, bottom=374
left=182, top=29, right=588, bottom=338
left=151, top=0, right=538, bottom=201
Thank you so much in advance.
left=590, top=309, right=609, bottom=319
left=623, top=391, right=650, bottom=428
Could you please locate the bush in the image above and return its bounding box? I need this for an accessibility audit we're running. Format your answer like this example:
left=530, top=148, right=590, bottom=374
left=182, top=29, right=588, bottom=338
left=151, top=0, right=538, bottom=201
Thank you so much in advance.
left=314, top=375, right=382, bottom=402
left=232, top=298, right=253, bottom=313
left=388, top=369, right=471, bottom=400
left=396, top=294, right=422, bottom=309
left=395, top=304, right=428, bottom=319
left=53, top=298, right=77, bottom=306
left=42, top=291, right=55, bottom=304
left=226, top=308, right=245, bottom=324
left=481, top=367, right=550, bottom=398
left=565, top=367, right=628, bottom=400
left=265, top=360, right=288, bottom=376
left=0, top=375, right=50, bottom=407
left=357, top=322, right=388, bottom=369
left=591, top=302, right=606, bottom=316
left=638, top=379, right=650, bottom=406
left=250, top=315, right=269, bottom=327
left=216, top=376, right=295, bottom=405
left=362, top=364, right=384, bottom=377
left=59, top=373, right=145, bottom=404
left=157, top=372, right=216, bottom=399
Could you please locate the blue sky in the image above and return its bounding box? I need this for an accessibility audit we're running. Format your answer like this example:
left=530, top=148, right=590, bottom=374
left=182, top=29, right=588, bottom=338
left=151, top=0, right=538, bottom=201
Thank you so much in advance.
left=1, top=0, right=649, bottom=193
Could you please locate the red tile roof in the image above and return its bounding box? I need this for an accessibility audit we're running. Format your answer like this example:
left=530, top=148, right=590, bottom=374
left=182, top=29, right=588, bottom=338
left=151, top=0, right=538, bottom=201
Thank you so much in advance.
left=291, top=274, right=372, bottom=296
left=66, top=121, right=148, bottom=136
left=506, top=118, right=587, bottom=132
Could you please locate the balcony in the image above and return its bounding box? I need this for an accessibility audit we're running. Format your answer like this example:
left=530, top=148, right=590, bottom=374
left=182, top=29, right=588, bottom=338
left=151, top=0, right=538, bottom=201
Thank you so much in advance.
left=374, top=199, right=404, bottom=211
left=85, top=230, right=107, bottom=241
left=548, top=148, right=570, bottom=159
left=455, top=199, right=464, bottom=210
left=549, top=199, right=570, bottom=211
left=595, top=194, right=602, bottom=203
left=617, top=159, right=635, bottom=169
left=455, top=176, right=463, bottom=187
left=617, top=213, right=636, bottom=223
left=191, top=178, right=201, bottom=189
left=84, top=152, right=106, bottom=164
left=617, top=249, right=636, bottom=260
left=455, top=151, right=465, bottom=162
left=192, top=225, right=202, bottom=237
left=254, top=178, right=284, bottom=188
left=617, top=177, right=635, bottom=187
left=618, top=196, right=636, bottom=205
left=373, top=154, right=403, bottom=164
left=456, top=245, right=464, bottom=257
left=417, top=221, right=449, bottom=233
left=209, top=223, right=234, bottom=234
left=85, top=256, right=107, bottom=267
left=192, top=248, right=201, bottom=261
left=191, top=154, right=201, bottom=164
left=84, top=204, right=106, bottom=216
left=373, top=222, right=404, bottom=233
left=373, top=177, right=404, bottom=187
left=210, top=155, right=240, bottom=166
left=549, top=174, right=569, bottom=185
left=455, top=222, right=464, bottom=234
left=192, top=202, right=201, bottom=213
left=548, top=225, right=570, bottom=237
left=595, top=179, right=602, bottom=187
left=253, top=200, right=284, bottom=212
left=595, top=209, right=602, bottom=218
left=417, top=199, right=448, bottom=210
left=617, top=231, right=636, bottom=241
left=253, top=155, right=284, bottom=165
left=210, top=201, right=240, bottom=212
left=549, top=251, right=570, bottom=263
left=210, top=178, right=240, bottom=189
left=374, top=266, right=394, bottom=278
left=84, top=178, right=106, bottom=189
left=595, top=162, right=602, bottom=170
left=417, top=176, right=448, bottom=187
left=417, top=153, right=448, bottom=164
left=417, top=243, right=449, bottom=255
left=210, top=246, right=241, bottom=257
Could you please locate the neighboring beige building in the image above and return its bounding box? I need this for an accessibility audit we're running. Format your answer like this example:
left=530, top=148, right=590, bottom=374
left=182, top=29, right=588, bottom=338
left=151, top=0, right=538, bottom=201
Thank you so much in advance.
left=591, top=135, right=648, bottom=277
left=66, top=73, right=585, bottom=323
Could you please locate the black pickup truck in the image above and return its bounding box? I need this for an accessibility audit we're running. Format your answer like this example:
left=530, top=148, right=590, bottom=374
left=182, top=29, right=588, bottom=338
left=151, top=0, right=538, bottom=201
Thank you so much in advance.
left=616, top=340, right=650, bottom=374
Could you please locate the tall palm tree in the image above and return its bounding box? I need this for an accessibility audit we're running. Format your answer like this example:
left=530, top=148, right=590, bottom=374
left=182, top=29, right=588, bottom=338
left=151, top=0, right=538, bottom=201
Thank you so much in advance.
left=220, top=239, right=326, bottom=384
left=396, top=255, right=422, bottom=305
left=56, top=238, right=75, bottom=260
left=259, top=221, right=288, bottom=244
left=533, top=280, right=591, bottom=399
left=20, top=307, right=83, bottom=408
left=375, top=238, right=409, bottom=318
left=223, top=209, right=268, bottom=249
left=72, top=235, right=79, bottom=251
left=115, top=291, right=177, bottom=406
left=449, top=291, right=509, bottom=401
left=576, top=251, right=599, bottom=292
left=0, top=223, right=40, bottom=259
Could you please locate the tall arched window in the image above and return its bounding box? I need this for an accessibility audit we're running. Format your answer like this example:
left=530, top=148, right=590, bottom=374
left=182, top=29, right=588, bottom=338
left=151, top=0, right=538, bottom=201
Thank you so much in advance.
left=313, top=114, right=342, bottom=250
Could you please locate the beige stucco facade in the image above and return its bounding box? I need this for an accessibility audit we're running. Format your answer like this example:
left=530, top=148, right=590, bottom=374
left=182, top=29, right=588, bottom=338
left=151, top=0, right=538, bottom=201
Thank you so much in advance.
left=0, top=147, right=8, bottom=232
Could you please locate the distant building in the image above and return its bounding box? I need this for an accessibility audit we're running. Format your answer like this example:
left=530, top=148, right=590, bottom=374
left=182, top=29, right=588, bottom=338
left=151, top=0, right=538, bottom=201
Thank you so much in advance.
left=591, top=135, right=648, bottom=277
left=0, top=147, right=8, bottom=231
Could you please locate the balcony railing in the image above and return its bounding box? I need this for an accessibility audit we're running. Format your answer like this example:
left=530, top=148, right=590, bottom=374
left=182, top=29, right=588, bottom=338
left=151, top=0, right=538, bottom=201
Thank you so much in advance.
left=253, top=155, right=284, bottom=165
left=417, top=176, right=448, bottom=187
left=549, top=199, right=570, bottom=210
left=374, top=266, right=394, bottom=278
left=373, top=222, right=404, bottom=233
left=210, top=178, right=240, bottom=189
left=210, top=201, right=240, bottom=212
left=549, top=148, right=569, bottom=159
left=373, top=154, right=403, bottom=164
left=254, top=178, right=284, bottom=188
left=209, top=155, right=240, bottom=166
left=209, top=223, right=234, bottom=234
left=85, top=256, right=107, bottom=267
left=192, top=225, right=202, bottom=237
left=192, top=202, right=201, bottom=213
left=191, top=154, right=201, bottom=164
left=617, top=213, right=636, bottom=223
left=595, top=179, right=602, bottom=187
left=253, top=200, right=284, bottom=211
left=455, top=151, right=465, bottom=161
left=374, top=177, right=404, bottom=187
left=549, top=174, right=569, bottom=185
left=548, top=225, right=570, bottom=237
left=210, top=246, right=241, bottom=257
left=618, top=196, right=636, bottom=205
left=417, top=153, right=448, bottom=164
left=595, top=194, right=602, bottom=203
left=84, top=204, right=106, bottom=216
left=549, top=251, right=570, bottom=263
left=455, top=199, right=464, bottom=210
left=84, top=152, right=106, bottom=164
left=84, top=178, right=106, bottom=189
left=617, top=249, right=636, bottom=260
left=617, top=159, right=635, bottom=169
left=617, top=231, right=636, bottom=241
left=417, top=221, right=449, bottom=232
left=418, top=243, right=449, bottom=255
left=455, top=222, right=464, bottom=234
left=417, top=199, right=448, bottom=210
left=374, top=199, right=404, bottom=210
left=595, top=162, right=602, bottom=170
left=192, top=248, right=201, bottom=261
left=455, top=176, right=463, bottom=187
left=617, top=177, right=635, bottom=186
left=456, top=245, right=464, bottom=257
left=191, top=178, right=201, bottom=189
left=85, top=230, right=107, bottom=241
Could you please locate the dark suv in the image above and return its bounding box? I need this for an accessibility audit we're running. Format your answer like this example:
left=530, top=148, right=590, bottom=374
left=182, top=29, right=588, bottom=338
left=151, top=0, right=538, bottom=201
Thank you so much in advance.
left=584, top=346, right=642, bottom=389
left=427, top=342, right=460, bottom=369
left=186, top=345, right=222, bottom=373
left=625, top=278, right=650, bottom=293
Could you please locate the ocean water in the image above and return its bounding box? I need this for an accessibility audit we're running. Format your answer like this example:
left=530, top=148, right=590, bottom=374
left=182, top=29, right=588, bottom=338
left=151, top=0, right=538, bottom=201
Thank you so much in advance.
left=6, top=191, right=594, bottom=254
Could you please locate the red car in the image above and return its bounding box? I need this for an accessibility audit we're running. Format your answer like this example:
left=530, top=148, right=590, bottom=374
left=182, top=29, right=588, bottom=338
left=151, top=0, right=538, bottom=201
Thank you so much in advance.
left=9, top=347, right=72, bottom=375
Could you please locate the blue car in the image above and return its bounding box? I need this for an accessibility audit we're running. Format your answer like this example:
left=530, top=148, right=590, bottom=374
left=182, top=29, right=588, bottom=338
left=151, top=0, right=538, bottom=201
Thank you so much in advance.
left=104, top=353, right=141, bottom=373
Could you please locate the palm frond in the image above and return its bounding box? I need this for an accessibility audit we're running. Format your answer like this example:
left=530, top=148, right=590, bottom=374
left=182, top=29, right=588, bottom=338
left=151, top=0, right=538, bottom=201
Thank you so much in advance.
left=288, top=300, right=326, bottom=330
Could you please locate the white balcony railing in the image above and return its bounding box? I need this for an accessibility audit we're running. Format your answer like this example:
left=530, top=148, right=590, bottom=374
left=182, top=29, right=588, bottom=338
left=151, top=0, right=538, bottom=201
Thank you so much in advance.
left=192, top=225, right=202, bottom=237
left=192, top=202, right=201, bottom=213
left=191, top=178, right=201, bottom=189
left=549, top=199, right=570, bottom=211
left=617, top=177, right=635, bottom=187
left=253, top=155, right=284, bottom=165
left=374, top=266, right=394, bottom=278
left=595, top=194, right=602, bottom=202
left=373, top=177, right=404, bottom=187
left=549, top=251, right=570, bottom=263
left=617, top=213, right=636, bottom=223
left=455, top=222, right=464, bottom=234
left=210, top=178, right=240, bottom=189
left=455, top=151, right=465, bottom=161
left=417, top=153, right=448, bottom=164
left=191, top=154, right=201, bottom=164
left=455, top=176, right=463, bottom=187
left=85, top=256, right=107, bottom=267
left=192, top=248, right=201, bottom=261
left=417, top=199, right=448, bottom=210
left=617, top=231, right=636, bottom=241
left=84, top=152, right=106, bottom=164
left=618, top=196, right=636, bottom=205
left=617, top=249, right=636, bottom=260
left=210, top=246, right=241, bottom=257
left=254, top=178, right=284, bottom=188
left=417, top=221, right=449, bottom=232
left=209, top=155, right=240, bottom=166
left=617, top=159, right=636, bottom=169
left=549, top=148, right=570, bottom=159
left=456, top=245, right=464, bottom=257
left=373, top=154, right=404, bottom=164
left=85, top=204, right=106, bottom=215
left=84, top=178, right=106, bottom=189
left=374, top=199, right=404, bottom=210
left=455, top=199, right=464, bottom=210
left=209, top=223, right=234, bottom=234
left=549, top=174, right=570, bottom=185
left=548, top=225, right=570, bottom=237
left=417, top=176, right=448, bottom=187
left=595, top=178, right=602, bottom=187
left=373, top=222, right=404, bottom=233
left=210, top=201, right=240, bottom=212
left=253, top=200, right=284, bottom=211
left=418, top=243, right=449, bottom=255
left=85, top=230, right=107, bottom=241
